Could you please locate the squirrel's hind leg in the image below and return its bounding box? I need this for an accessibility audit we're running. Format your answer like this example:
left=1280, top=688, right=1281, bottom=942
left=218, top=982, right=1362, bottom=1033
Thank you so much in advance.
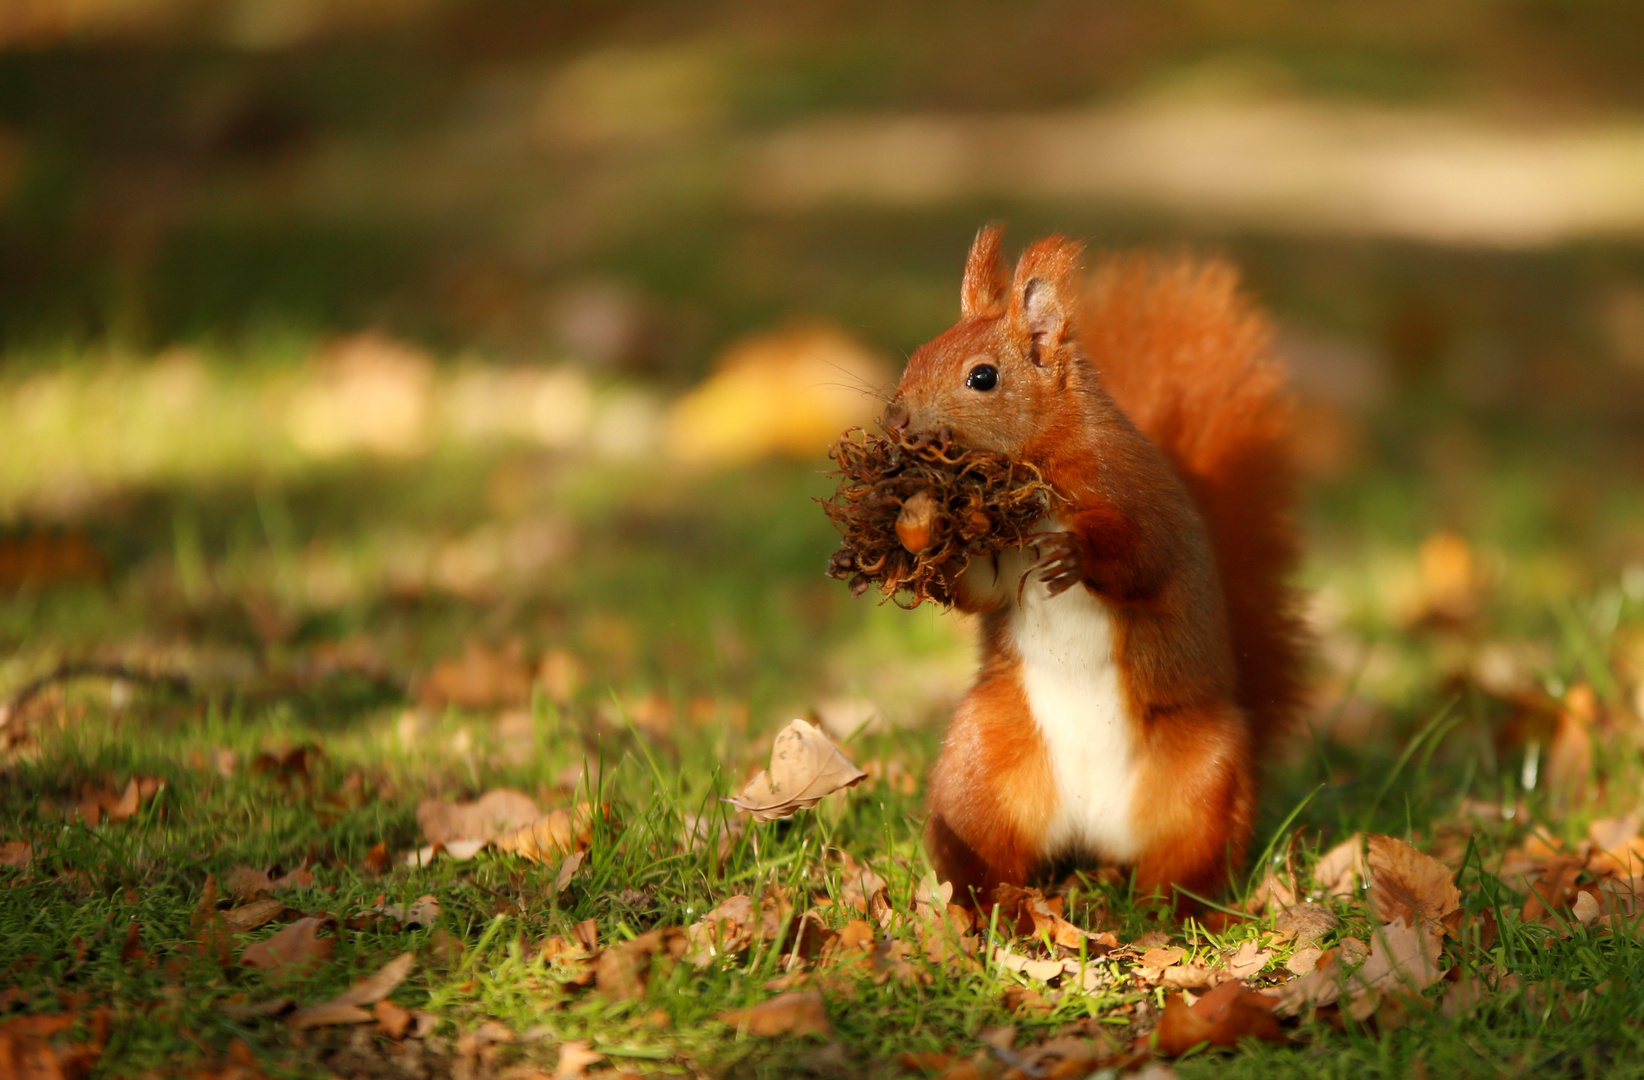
left=1129, top=702, right=1255, bottom=904
left=923, top=676, right=1055, bottom=907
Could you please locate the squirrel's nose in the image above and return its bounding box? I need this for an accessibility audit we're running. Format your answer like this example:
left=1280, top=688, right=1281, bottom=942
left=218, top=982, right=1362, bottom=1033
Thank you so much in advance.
left=883, top=401, right=911, bottom=432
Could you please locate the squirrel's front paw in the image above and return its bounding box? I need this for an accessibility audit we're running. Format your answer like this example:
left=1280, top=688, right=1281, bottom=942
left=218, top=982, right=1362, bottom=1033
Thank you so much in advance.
left=1030, top=531, right=1084, bottom=597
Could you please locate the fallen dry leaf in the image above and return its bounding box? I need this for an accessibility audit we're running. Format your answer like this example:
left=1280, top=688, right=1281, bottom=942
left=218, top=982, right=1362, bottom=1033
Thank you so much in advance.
left=1007, top=1035, right=1112, bottom=1079
left=666, top=322, right=891, bottom=467
left=554, top=850, right=586, bottom=895
left=994, top=885, right=1107, bottom=951
left=1366, top=834, right=1461, bottom=929
left=189, top=874, right=232, bottom=966
left=726, top=719, right=866, bottom=821
left=364, top=841, right=391, bottom=874
left=992, top=945, right=1067, bottom=982
left=493, top=803, right=597, bottom=862
left=1588, top=814, right=1640, bottom=852
left=685, top=893, right=793, bottom=966
left=418, top=638, right=534, bottom=710
left=1225, top=939, right=1272, bottom=978
left=1545, top=684, right=1598, bottom=806
left=223, top=899, right=287, bottom=932
left=537, top=648, right=587, bottom=706
left=915, top=904, right=976, bottom=967
left=425, top=927, right=466, bottom=967
left=417, top=789, right=540, bottom=847
left=826, top=918, right=876, bottom=963
left=915, top=872, right=953, bottom=909
left=864, top=938, right=924, bottom=985
left=410, top=791, right=598, bottom=866
left=286, top=999, right=372, bottom=1029
left=251, top=744, right=321, bottom=786
left=1274, top=903, right=1337, bottom=946
left=594, top=928, right=686, bottom=999
left=1521, top=856, right=1583, bottom=921
left=718, top=990, right=833, bottom=1036
left=272, top=866, right=314, bottom=891
left=219, top=996, right=293, bottom=1021
left=1404, top=530, right=1486, bottom=629
left=74, top=775, right=165, bottom=826
left=0, top=840, right=32, bottom=869
left=833, top=851, right=888, bottom=913
left=1160, top=963, right=1226, bottom=990
left=1271, top=937, right=1372, bottom=1015
left=289, top=952, right=413, bottom=1029
left=224, top=867, right=273, bottom=900
left=1587, top=821, right=1644, bottom=878
left=555, top=1038, right=605, bottom=1078
left=1155, top=980, right=1284, bottom=1056
left=1286, top=947, right=1324, bottom=976
left=1345, top=919, right=1447, bottom=1015
left=978, top=1026, right=1016, bottom=1052
left=120, top=921, right=145, bottom=965
left=474, top=1019, right=514, bottom=1046
left=240, top=917, right=333, bottom=975
left=374, top=999, right=412, bottom=1039
left=0, top=1011, right=105, bottom=1079
left=900, top=1050, right=955, bottom=1075
left=378, top=895, right=440, bottom=927
left=1244, top=870, right=1301, bottom=914
left=1314, top=834, right=1368, bottom=896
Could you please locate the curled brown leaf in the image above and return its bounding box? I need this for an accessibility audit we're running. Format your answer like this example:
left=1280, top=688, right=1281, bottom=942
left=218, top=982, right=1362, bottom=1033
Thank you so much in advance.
left=1366, top=834, right=1461, bottom=929
left=726, top=719, right=866, bottom=821
left=223, top=899, right=287, bottom=932
left=1155, top=980, right=1284, bottom=1056
left=718, top=990, right=832, bottom=1037
left=241, top=916, right=333, bottom=975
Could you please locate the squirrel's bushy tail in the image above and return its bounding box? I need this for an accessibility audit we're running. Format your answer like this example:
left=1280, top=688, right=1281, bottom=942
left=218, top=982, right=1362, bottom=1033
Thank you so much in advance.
left=1080, top=255, right=1308, bottom=755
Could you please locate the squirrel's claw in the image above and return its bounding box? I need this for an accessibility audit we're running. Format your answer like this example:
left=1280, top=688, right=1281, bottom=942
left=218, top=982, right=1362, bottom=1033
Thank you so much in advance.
left=1028, top=531, right=1084, bottom=598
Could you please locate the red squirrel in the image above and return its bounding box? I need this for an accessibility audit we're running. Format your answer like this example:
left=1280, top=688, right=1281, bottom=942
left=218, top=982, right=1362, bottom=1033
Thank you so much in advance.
left=886, top=226, right=1307, bottom=906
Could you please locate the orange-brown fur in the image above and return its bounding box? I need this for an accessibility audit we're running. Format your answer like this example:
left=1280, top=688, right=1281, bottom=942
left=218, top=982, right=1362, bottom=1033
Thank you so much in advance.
left=1083, top=256, right=1306, bottom=757
left=891, top=227, right=1307, bottom=907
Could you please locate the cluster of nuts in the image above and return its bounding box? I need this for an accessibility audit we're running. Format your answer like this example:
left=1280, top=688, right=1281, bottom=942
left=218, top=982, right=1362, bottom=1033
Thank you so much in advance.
left=821, top=426, right=1053, bottom=607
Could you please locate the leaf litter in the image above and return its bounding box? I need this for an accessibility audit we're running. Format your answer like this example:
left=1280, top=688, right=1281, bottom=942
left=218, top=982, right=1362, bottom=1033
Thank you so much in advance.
left=16, top=603, right=1643, bottom=1078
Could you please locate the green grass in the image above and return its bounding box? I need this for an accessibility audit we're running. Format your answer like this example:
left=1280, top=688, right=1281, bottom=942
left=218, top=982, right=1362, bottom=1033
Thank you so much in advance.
left=2, top=349, right=1644, bottom=1079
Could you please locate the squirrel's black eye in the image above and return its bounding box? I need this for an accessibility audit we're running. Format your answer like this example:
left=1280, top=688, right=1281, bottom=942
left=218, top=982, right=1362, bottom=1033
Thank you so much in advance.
left=966, top=364, right=998, bottom=391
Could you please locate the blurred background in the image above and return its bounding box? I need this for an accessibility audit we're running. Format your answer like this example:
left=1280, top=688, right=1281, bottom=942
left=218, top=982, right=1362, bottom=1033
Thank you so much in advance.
left=3, top=0, right=1644, bottom=812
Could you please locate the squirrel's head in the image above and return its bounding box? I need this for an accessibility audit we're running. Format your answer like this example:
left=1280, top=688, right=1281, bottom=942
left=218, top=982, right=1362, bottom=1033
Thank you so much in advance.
left=885, top=227, right=1087, bottom=459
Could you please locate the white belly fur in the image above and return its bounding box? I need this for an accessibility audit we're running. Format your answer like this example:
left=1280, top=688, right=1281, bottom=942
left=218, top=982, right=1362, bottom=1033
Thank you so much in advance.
left=995, top=539, right=1141, bottom=863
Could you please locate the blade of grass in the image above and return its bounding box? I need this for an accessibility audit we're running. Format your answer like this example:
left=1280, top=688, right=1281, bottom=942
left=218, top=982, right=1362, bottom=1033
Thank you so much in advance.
left=1364, top=696, right=1460, bottom=824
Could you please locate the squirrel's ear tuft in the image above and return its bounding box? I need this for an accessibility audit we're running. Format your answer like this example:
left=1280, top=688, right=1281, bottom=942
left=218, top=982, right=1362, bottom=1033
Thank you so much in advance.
left=1009, top=236, right=1084, bottom=365
left=960, top=224, right=1008, bottom=319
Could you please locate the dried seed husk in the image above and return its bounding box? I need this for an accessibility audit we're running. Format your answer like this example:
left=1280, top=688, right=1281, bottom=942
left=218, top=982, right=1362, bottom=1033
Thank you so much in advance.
left=820, top=426, right=1054, bottom=607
